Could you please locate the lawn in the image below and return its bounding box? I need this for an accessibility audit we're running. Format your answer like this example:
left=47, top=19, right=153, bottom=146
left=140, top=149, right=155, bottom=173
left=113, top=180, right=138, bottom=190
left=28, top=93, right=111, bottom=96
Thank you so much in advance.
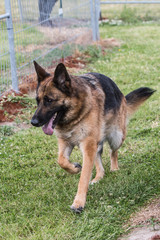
left=101, top=2, right=160, bottom=22
left=0, top=22, right=160, bottom=239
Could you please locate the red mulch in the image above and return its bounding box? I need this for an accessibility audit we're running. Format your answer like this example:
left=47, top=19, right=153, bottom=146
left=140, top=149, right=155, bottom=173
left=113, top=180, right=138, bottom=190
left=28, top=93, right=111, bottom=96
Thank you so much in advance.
left=0, top=91, right=26, bottom=122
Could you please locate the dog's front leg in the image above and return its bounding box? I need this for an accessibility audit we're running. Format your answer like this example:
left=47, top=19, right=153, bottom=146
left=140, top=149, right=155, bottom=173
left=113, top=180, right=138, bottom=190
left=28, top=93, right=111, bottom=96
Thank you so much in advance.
left=58, top=138, right=82, bottom=174
left=71, top=137, right=97, bottom=213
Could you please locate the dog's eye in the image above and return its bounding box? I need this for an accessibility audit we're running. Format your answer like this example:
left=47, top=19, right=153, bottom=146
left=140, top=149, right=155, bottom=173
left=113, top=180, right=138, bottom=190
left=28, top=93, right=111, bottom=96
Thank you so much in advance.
left=44, top=96, right=53, bottom=103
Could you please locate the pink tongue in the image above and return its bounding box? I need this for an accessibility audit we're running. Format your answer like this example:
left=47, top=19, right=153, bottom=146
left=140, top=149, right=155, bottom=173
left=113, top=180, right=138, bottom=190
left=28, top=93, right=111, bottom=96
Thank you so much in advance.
left=42, top=116, right=55, bottom=135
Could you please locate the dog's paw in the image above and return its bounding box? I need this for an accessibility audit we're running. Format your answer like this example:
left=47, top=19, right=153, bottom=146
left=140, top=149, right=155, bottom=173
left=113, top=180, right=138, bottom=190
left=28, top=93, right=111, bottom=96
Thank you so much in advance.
left=70, top=205, right=83, bottom=214
left=90, top=179, right=99, bottom=185
left=71, top=196, right=85, bottom=213
left=67, top=163, right=82, bottom=174
left=90, top=172, right=105, bottom=184
left=73, top=162, right=82, bottom=172
left=110, top=167, right=119, bottom=172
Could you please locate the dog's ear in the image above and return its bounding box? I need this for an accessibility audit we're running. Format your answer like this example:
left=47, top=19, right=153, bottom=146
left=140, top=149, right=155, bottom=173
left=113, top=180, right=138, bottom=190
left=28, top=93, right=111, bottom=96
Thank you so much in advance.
left=33, top=61, right=50, bottom=82
left=53, top=63, right=72, bottom=95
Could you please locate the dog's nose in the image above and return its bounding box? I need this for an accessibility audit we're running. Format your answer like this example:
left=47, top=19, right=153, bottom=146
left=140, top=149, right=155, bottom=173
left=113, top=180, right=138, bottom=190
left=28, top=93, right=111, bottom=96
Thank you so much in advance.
left=31, top=117, right=40, bottom=127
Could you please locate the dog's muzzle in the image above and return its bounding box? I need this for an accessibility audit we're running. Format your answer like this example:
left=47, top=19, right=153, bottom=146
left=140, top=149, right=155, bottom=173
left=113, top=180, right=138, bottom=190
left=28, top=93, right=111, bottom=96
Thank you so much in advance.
left=31, top=116, right=42, bottom=127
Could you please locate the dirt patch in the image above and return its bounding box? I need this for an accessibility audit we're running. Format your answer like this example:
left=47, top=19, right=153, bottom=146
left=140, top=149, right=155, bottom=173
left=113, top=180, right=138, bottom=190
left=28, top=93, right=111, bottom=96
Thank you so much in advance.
left=48, top=38, right=121, bottom=73
left=95, top=38, right=121, bottom=49
left=0, top=121, right=30, bottom=132
left=128, top=198, right=160, bottom=227
left=119, top=226, right=160, bottom=240
left=38, top=24, right=92, bottom=46
left=18, top=43, right=50, bottom=54
left=19, top=73, right=37, bottom=95
left=48, top=50, right=88, bottom=75
left=0, top=91, right=25, bottom=122
left=18, top=28, right=92, bottom=56
left=119, top=198, right=160, bottom=240
left=18, top=26, right=93, bottom=55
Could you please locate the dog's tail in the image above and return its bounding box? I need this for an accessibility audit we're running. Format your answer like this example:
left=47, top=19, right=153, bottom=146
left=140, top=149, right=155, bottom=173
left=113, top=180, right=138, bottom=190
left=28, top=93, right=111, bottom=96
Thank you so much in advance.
left=125, top=87, right=155, bottom=118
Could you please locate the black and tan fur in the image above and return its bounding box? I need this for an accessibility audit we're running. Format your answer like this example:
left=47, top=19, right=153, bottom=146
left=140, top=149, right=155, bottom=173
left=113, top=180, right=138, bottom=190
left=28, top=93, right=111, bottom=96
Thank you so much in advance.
left=31, top=61, right=155, bottom=213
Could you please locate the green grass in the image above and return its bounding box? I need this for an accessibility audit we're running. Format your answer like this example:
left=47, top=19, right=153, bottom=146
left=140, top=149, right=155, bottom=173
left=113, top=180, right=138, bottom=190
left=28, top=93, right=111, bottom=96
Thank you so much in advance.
left=101, top=4, right=160, bottom=22
left=0, top=125, right=14, bottom=137
left=0, top=23, right=160, bottom=239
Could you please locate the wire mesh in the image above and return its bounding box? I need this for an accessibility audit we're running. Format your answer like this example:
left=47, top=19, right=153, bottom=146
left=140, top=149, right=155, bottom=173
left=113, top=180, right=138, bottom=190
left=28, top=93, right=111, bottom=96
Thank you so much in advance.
left=0, top=0, right=92, bottom=95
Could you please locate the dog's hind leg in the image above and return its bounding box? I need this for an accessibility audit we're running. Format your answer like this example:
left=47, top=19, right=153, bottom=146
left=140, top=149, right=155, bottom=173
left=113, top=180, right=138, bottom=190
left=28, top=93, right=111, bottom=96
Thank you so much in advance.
left=108, top=128, right=126, bottom=171
left=110, top=150, right=119, bottom=171
left=91, top=143, right=105, bottom=184
left=57, top=138, right=82, bottom=174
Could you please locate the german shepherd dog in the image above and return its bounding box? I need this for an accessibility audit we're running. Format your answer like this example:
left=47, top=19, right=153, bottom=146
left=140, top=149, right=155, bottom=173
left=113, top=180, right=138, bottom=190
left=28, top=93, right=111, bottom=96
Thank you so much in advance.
left=31, top=61, right=155, bottom=213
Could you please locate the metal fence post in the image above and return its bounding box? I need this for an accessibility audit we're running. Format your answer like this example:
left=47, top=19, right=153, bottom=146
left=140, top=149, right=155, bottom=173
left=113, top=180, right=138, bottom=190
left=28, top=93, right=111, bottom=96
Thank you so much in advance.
left=90, top=0, right=96, bottom=41
left=18, top=0, right=24, bottom=23
left=5, top=0, right=18, bottom=92
left=95, top=0, right=100, bottom=40
left=59, top=0, right=63, bottom=18
left=90, top=0, right=99, bottom=41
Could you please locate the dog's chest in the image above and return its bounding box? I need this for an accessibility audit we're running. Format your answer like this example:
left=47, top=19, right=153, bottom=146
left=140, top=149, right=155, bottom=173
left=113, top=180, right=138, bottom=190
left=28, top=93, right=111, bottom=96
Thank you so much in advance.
left=55, top=124, right=89, bottom=145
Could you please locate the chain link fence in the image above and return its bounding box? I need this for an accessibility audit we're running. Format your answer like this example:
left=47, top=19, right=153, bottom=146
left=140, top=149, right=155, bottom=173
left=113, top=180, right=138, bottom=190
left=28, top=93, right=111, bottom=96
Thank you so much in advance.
left=0, top=0, right=100, bottom=95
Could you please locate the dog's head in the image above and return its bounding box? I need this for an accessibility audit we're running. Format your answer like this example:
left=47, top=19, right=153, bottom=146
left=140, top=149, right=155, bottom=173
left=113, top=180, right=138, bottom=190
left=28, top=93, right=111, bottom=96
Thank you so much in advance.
left=31, top=61, right=73, bottom=135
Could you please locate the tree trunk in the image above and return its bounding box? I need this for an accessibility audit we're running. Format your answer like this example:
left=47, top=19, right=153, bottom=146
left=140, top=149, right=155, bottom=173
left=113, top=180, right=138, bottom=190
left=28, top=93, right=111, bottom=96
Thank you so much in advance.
left=38, top=0, right=58, bottom=26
